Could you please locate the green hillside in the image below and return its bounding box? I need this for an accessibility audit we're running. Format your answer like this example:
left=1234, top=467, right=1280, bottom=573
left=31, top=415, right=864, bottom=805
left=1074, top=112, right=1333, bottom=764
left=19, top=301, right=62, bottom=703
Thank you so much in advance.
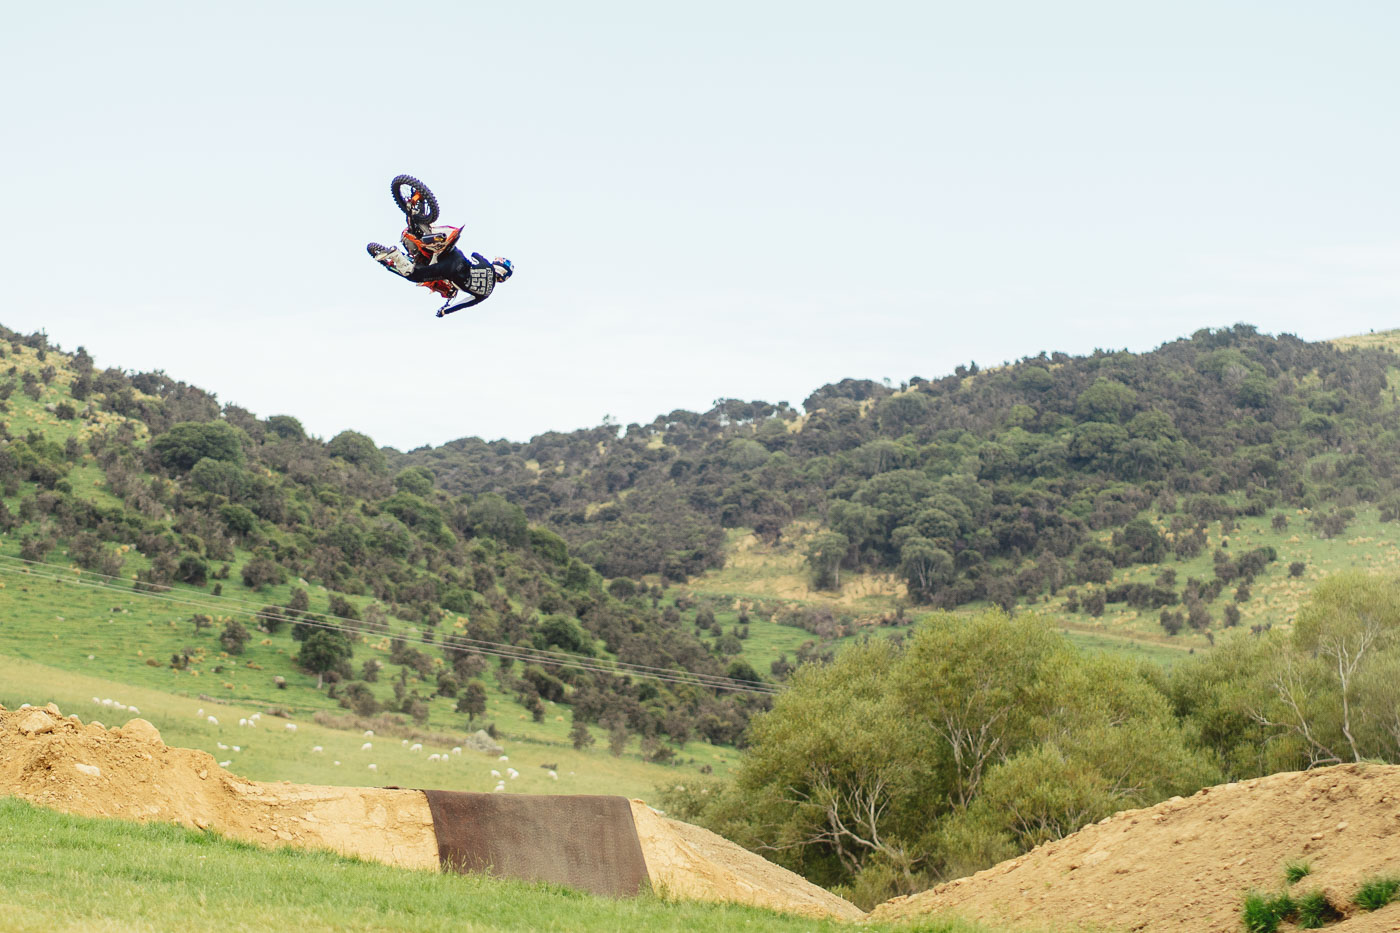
left=0, top=326, right=767, bottom=794
left=402, top=325, right=1400, bottom=663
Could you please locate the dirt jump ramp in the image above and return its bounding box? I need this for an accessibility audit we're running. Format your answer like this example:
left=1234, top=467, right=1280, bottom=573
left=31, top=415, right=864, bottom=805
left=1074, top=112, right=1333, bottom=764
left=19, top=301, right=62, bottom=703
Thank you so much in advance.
left=0, top=704, right=860, bottom=921
left=424, top=790, right=648, bottom=897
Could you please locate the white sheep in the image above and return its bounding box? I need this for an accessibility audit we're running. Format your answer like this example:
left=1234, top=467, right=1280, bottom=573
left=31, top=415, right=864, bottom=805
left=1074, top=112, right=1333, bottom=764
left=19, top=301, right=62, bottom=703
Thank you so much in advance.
left=91, top=697, right=100, bottom=705
left=217, top=742, right=229, bottom=750
left=101, top=699, right=113, bottom=707
left=451, top=747, right=462, bottom=755
left=219, top=760, right=232, bottom=767
left=401, top=739, right=409, bottom=746
left=547, top=770, right=558, bottom=780
left=333, top=760, right=341, bottom=766
left=128, top=706, right=139, bottom=715
left=311, top=746, right=323, bottom=753
left=232, top=745, right=240, bottom=752
left=361, top=742, right=373, bottom=751
left=197, top=708, right=204, bottom=716
left=492, top=783, right=505, bottom=793
left=19, top=703, right=30, bottom=709
left=367, top=763, right=377, bottom=771
left=491, top=770, right=502, bottom=779
left=498, top=755, right=509, bottom=762
left=507, top=768, right=519, bottom=780
left=285, top=723, right=297, bottom=732
left=238, top=718, right=249, bottom=727
left=207, top=716, right=219, bottom=726
left=409, top=743, right=422, bottom=752
left=428, top=753, right=441, bottom=762
left=363, top=730, right=374, bottom=738
left=250, top=713, right=261, bottom=721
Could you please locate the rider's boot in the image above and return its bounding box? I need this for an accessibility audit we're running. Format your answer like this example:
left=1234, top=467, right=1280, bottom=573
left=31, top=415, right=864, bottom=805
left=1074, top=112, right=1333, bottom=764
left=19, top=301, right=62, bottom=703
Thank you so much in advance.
left=366, top=242, right=415, bottom=277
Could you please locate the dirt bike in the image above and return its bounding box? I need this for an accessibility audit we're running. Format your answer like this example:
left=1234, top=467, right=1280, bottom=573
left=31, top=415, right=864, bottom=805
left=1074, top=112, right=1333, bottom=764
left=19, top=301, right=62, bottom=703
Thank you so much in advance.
left=388, top=174, right=462, bottom=300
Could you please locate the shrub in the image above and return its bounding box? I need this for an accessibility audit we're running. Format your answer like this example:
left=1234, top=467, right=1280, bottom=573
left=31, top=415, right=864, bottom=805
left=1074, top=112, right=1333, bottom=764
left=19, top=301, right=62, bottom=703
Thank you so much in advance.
left=219, top=619, right=251, bottom=655
left=1289, top=561, right=1306, bottom=578
left=241, top=556, right=283, bottom=590
left=1355, top=877, right=1400, bottom=912
left=175, top=555, right=208, bottom=586
left=339, top=682, right=381, bottom=717
left=1283, top=859, right=1312, bottom=885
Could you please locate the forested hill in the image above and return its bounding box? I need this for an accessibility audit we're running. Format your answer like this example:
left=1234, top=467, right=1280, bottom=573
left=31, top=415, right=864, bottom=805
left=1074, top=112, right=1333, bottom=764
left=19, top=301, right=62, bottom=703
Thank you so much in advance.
left=399, top=325, right=1400, bottom=610
left=0, top=326, right=765, bottom=750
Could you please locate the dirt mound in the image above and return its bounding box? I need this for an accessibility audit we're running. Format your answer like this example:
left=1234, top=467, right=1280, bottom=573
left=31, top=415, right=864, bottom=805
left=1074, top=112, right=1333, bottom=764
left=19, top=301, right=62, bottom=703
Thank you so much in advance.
left=872, top=764, right=1400, bottom=932
left=0, top=704, right=438, bottom=869
left=629, top=800, right=864, bottom=921
left=0, top=705, right=861, bottom=920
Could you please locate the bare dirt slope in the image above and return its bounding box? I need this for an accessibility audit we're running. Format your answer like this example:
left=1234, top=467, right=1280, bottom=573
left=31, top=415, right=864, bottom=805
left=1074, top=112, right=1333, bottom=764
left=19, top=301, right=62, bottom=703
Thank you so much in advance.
left=0, top=703, right=439, bottom=868
left=629, top=799, right=864, bottom=921
left=0, top=704, right=860, bottom=921
left=872, top=764, right=1400, bottom=932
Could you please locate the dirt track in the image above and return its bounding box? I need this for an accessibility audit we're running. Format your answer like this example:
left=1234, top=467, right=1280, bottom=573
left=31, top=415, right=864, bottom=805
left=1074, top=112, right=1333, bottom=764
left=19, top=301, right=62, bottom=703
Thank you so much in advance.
left=872, top=764, right=1400, bottom=932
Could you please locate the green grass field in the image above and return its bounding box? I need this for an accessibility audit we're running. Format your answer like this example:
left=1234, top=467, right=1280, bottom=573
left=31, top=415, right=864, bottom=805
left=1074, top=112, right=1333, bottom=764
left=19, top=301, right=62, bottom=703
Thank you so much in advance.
left=0, top=797, right=1021, bottom=933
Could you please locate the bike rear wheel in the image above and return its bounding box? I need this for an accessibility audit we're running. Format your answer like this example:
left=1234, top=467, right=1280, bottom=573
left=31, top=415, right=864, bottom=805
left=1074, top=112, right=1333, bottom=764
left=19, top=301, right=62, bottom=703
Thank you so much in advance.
left=390, top=174, right=440, bottom=226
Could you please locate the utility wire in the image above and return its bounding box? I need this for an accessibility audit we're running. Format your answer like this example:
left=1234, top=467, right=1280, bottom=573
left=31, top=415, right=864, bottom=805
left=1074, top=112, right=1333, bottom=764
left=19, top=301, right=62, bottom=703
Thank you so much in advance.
left=0, top=554, right=782, bottom=696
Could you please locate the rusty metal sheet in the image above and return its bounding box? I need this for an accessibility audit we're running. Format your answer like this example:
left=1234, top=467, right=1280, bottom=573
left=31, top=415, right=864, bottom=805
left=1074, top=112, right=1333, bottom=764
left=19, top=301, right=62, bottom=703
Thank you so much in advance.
left=422, top=791, right=649, bottom=897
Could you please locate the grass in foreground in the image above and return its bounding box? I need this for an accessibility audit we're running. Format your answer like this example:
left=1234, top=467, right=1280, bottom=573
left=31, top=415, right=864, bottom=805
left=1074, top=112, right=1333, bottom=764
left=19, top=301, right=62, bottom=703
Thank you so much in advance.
left=1241, top=890, right=1295, bottom=933
left=1283, top=858, right=1312, bottom=885
left=1293, top=889, right=1340, bottom=928
left=0, top=797, right=1013, bottom=933
left=1354, top=876, right=1400, bottom=912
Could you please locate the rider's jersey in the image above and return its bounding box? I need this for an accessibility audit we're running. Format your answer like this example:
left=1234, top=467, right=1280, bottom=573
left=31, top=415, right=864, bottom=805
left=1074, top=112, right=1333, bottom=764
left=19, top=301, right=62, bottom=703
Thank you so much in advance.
left=457, top=252, right=496, bottom=300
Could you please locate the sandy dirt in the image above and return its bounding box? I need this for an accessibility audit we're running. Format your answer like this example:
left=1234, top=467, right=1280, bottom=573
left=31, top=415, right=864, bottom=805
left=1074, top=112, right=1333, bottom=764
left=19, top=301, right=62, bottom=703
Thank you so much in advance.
left=629, top=799, right=864, bottom=921
left=0, top=703, right=438, bottom=869
left=0, top=704, right=861, bottom=920
left=871, top=763, right=1400, bottom=932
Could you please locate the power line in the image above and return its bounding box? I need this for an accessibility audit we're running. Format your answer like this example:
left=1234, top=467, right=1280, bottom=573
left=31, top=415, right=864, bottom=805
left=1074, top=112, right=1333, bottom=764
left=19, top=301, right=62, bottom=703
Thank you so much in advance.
left=0, top=555, right=782, bottom=696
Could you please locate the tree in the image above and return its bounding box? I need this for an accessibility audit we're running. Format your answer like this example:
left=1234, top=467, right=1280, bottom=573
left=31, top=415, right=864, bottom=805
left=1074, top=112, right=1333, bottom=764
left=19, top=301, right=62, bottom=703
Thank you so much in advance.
left=340, top=682, right=380, bottom=717
left=220, top=504, right=258, bottom=538
left=607, top=718, right=629, bottom=757
left=456, top=681, right=487, bottom=722
left=241, top=556, right=283, bottom=589
left=570, top=716, right=596, bottom=750
left=188, top=457, right=249, bottom=500
left=664, top=610, right=1216, bottom=906
left=326, top=430, right=386, bottom=472
left=805, top=531, right=850, bottom=590
left=898, top=537, right=953, bottom=603
left=394, top=466, right=435, bottom=496
left=297, top=630, right=354, bottom=688
left=151, top=421, right=245, bottom=472
left=219, top=619, right=251, bottom=655
left=174, top=555, right=208, bottom=586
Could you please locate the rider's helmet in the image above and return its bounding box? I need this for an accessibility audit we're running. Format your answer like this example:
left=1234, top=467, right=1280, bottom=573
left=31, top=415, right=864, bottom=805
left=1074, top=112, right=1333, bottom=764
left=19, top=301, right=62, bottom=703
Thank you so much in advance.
left=492, top=257, right=514, bottom=282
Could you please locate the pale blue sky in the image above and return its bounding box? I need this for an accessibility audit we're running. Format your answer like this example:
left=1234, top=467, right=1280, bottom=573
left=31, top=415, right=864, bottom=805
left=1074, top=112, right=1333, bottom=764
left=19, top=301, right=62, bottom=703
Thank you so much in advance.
left=2, top=2, right=1397, bottom=449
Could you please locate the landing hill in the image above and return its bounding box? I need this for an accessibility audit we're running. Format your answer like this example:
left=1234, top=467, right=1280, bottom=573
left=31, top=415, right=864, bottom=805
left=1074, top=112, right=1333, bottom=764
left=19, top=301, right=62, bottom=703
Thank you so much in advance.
left=872, top=762, right=1400, bottom=932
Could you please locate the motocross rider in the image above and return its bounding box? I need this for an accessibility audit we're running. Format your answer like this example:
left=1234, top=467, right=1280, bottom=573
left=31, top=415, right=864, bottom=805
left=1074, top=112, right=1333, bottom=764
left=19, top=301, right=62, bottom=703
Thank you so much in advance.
left=367, top=238, right=514, bottom=318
